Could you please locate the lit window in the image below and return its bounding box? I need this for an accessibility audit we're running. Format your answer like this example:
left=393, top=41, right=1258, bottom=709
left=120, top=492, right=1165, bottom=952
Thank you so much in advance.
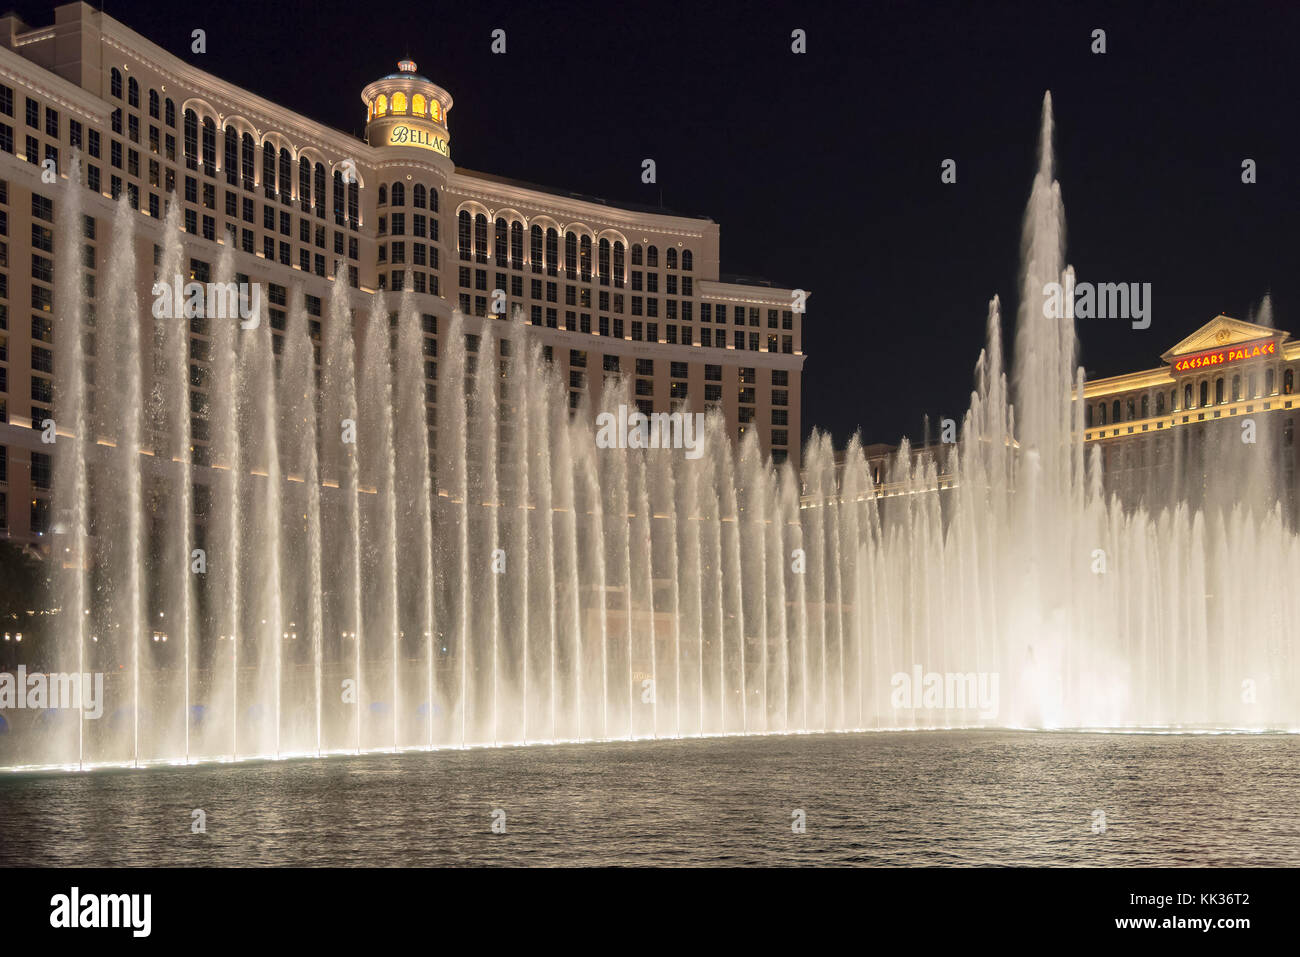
left=375, top=94, right=388, bottom=116
left=392, top=91, right=407, bottom=114
left=413, top=93, right=427, bottom=115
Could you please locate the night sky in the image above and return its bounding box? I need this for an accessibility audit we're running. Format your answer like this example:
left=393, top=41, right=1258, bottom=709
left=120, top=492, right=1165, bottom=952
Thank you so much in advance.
left=25, top=0, right=1300, bottom=446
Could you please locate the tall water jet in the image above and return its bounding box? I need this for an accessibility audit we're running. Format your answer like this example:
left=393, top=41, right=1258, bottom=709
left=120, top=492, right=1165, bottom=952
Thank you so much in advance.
left=146, top=199, right=193, bottom=762
left=279, top=285, right=324, bottom=755
left=322, top=270, right=364, bottom=752
left=207, top=245, right=242, bottom=759
left=394, top=284, right=436, bottom=749
left=435, top=311, right=470, bottom=746
left=53, top=157, right=89, bottom=768
left=360, top=291, right=401, bottom=750
left=94, top=197, right=145, bottom=765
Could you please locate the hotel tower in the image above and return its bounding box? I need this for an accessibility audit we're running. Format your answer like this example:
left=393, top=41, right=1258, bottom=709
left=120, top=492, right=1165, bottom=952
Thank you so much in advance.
left=0, top=2, right=808, bottom=546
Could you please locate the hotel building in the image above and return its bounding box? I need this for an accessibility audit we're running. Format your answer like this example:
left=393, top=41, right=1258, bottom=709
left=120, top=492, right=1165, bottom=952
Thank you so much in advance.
left=860, top=313, right=1300, bottom=517
left=0, top=2, right=808, bottom=547
left=1082, top=313, right=1300, bottom=514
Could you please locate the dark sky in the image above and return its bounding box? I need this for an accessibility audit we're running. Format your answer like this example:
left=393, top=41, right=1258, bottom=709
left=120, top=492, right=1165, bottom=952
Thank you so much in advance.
left=27, top=0, right=1300, bottom=446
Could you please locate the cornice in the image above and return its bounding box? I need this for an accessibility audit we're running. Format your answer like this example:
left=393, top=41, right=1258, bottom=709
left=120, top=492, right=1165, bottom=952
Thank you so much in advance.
left=449, top=169, right=714, bottom=239
left=97, top=23, right=367, bottom=161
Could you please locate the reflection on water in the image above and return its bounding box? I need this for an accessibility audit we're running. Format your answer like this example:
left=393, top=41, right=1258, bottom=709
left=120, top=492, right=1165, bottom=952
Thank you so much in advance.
left=1, top=731, right=1296, bottom=867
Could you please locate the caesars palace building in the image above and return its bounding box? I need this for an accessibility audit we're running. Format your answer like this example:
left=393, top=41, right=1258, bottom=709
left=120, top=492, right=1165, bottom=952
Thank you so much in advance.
left=0, top=2, right=806, bottom=547
left=863, top=312, right=1300, bottom=517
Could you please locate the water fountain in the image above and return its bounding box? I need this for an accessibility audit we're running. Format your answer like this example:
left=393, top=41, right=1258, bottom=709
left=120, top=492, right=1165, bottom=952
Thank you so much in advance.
left=9, top=93, right=1300, bottom=772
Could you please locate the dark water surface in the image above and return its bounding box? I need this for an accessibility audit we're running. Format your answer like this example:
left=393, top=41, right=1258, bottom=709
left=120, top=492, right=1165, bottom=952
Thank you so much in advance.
left=1, top=731, right=1296, bottom=866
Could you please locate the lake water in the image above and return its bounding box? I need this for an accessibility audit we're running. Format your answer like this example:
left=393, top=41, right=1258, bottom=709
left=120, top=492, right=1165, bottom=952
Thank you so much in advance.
left=2, top=731, right=1296, bottom=866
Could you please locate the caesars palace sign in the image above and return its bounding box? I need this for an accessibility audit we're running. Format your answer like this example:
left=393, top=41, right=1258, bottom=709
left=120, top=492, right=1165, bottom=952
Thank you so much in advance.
left=1171, top=337, right=1277, bottom=373
left=387, top=123, right=450, bottom=158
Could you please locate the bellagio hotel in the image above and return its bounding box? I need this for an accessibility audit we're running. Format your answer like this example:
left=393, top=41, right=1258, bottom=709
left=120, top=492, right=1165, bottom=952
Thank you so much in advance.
left=0, top=2, right=807, bottom=546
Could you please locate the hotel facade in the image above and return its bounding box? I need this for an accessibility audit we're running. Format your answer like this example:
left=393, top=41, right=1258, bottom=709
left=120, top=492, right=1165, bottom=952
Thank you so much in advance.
left=0, top=2, right=807, bottom=547
left=1081, top=313, right=1300, bottom=515
left=860, top=313, right=1300, bottom=518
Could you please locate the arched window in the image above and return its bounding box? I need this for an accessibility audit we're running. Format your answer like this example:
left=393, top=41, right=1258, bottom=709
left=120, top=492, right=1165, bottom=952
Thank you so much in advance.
left=148, top=89, right=160, bottom=119
left=1140, top=395, right=1149, bottom=419
left=428, top=186, right=438, bottom=212
left=1200, top=381, right=1209, bottom=408
left=580, top=235, right=592, bottom=281
left=110, top=68, right=123, bottom=99
left=510, top=221, right=524, bottom=270
left=183, top=109, right=199, bottom=165
left=1214, top=377, right=1224, bottom=404
left=391, top=182, right=405, bottom=206
left=1085, top=405, right=1093, bottom=428
left=430, top=101, right=441, bottom=122
left=1248, top=372, right=1258, bottom=398
left=299, top=156, right=312, bottom=208
left=475, top=214, right=489, bottom=264
left=682, top=249, right=693, bottom=271
left=666, top=247, right=677, bottom=269
left=314, top=163, right=326, bottom=213
left=1170, top=389, right=1177, bottom=412
left=413, top=183, right=426, bottom=208
left=459, top=210, right=473, bottom=261
left=1156, top=392, right=1165, bottom=416
left=165, top=98, right=176, bottom=127
left=241, top=133, right=255, bottom=187
left=412, top=93, right=427, bottom=116
left=598, top=238, right=611, bottom=285
left=128, top=77, right=139, bottom=108
left=347, top=180, right=359, bottom=225
left=1266, top=368, right=1276, bottom=395
left=631, top=243, right=643, bottom=266
left=202, top=117, right=217, bottom=172
left=1231, top=374, right=1241, bottom=402
left=279, top=148, right=292, bottom=200
left=378, top=185, right=387, bottom=205
left=646, top=245, right=658, bottom=267
left=1286, top=369, right=1295, bottom=395
left=376, top=94, right=388, bottom=116
left=1112, top=399, right=1121, bottom=422
left=1184, top=383, right=1194, bottom=409
left=1098, top=403, right=1107, bottom=425
left=545, top=228, right=558, bottom=276
left=564, top=231, right=577, bottom=277
left=613, top=242, right=625, bottom=287
left=495, top=218, right=508, bottom=263
left=530, top=225, right=543, bottom=273
left=333, top=170, right=345, bottom=222
left=1126, top=397, right=1136, bottom=421
left=392, top=91, right=407, bottom=114
left=224, top=126, right=238, bottom=182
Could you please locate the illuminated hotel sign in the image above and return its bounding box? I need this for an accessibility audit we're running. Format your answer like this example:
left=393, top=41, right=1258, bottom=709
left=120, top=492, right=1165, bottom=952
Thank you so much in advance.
left=1171, top=337, right=1276, bottom=372
left=387, top=123, right=449, bottom=157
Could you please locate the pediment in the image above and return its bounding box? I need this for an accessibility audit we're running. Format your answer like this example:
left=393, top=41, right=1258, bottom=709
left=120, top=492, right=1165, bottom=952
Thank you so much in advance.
left=1161, top=314, right=1288, bottom=363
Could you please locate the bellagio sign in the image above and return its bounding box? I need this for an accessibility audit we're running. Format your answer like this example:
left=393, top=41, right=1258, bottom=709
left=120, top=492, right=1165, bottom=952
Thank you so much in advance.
left=387, top=124, right=450, bottom=158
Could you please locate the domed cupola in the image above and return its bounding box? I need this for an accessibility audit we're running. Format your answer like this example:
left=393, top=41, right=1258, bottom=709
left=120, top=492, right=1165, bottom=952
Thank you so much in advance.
left=362, top=59, right=453, bottom=164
